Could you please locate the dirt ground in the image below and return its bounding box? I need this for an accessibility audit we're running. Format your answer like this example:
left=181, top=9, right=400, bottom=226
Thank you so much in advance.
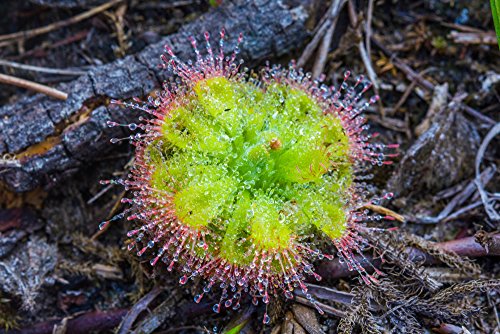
left=0, top=0, right=499, bottom=333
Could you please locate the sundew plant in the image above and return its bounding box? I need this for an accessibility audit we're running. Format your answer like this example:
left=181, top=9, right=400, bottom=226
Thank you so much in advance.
left=101, top=30, right=397, bottom=323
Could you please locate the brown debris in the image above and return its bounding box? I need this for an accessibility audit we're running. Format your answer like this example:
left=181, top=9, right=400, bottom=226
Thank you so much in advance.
left=387, top=98, right=480, bottom=204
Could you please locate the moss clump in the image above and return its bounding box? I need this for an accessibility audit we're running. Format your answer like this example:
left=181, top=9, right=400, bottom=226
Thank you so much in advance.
left=148, top=77, right=352, bottom=265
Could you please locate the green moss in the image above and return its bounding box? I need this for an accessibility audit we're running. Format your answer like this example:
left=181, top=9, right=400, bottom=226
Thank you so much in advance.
left=147, top=76, right=353, bottom=265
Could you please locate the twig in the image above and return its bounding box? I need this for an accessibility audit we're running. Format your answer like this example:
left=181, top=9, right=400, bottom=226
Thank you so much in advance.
left=363, top=204, right=405, bottom=222
left=311, top=0, right=346, bottom=78
left=136, top=0, right=196, bottom=10
left=475, top=123, right=500, bottom=221
left=104, top=3, right=129, bottom=58
left=0, top=59, right=86, bottom=76
left=3, top=308, right=128, bottom=334
left=415, top=82, right=448, bottom=135
left=13, top=30, right=90, bottom=61
left=317, top=234, right=500, bottom=280
left=348, top=0, right=379, bottom=89
left=442, top=200, right=483, bottom=222
left=409, top=166, right=496, bottom=224
left=440, top=22, right=484, bottom=33
left=116, top=285, right=163, bottom=334
left=90, top=190, right=126, bottom=241
left=296, top=283, right=354, bottom=305
left=358, top=40, right=379, bottom=89
left=371, top=37, right=496, bottom=126
left=449, top=30, right=497, bottom=45
left=0, top=73, right=68, bottom=100
left=0, top=0, right=123, bottom=46
left=294, top=296, right=347, bottom=318
left=297, top=0, right=344, bottom=68
left=365, top=0, right=374, bottom=56
left=347, top=0, right=358, bottom=27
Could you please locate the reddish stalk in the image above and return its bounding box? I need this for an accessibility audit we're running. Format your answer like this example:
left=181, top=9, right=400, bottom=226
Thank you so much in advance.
left=3, top=309, right=128, bottom=334
left=317, top=234, right=500, bottom=280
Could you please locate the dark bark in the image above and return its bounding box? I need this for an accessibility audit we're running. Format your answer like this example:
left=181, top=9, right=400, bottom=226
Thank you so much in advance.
left=0, top=0, right=314, bottom=192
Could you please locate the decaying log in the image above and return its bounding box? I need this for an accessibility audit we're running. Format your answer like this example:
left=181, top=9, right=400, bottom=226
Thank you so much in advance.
left=0, top=0, right=315, bottom=192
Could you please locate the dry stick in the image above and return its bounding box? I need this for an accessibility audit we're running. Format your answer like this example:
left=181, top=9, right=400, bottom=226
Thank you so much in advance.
left=363, top=203, right=405, bottom=222
left=297, top=283, right=354, bottom=305
left=297, top=0, right=343, bottom=68
left=7, top=297, right=213, bottom=334
left=411, top=166, right=496, bottom=224
left=294, top=296, right=347, bottom=318
left=390, top=80, right=417, bottom=115
left=474, top=123, right=500, bottom=221
left=311, top=0, right=346, bottom=78
left=449, top=30, right=497, bottom=45
left=0, top=0, right=123, bottom=45
left=317, top=234, right=500, bottom=280
left=0, top=155, right=20, bottom=168
left=371, top=38, right=496, bottom=126
left=13, top=29, right=90, bottom=61
left=0, top=73, right=68, bottom=100
left=116, top=285, right=163, bottom=334
left=442, top=200, right=483, bottom=223
left=90, top=189, right=126, bottom=241
left=4, top=309, right=128, bottom=334
left=358, top=40, right=379, bottom=89
left=0, top=59, right=87, bottom=76
left=347, top=0, right=379, bottom=90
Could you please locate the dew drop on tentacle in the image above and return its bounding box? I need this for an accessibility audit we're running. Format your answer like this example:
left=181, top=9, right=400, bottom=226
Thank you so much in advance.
left=263, top=313, right=271, bottom=325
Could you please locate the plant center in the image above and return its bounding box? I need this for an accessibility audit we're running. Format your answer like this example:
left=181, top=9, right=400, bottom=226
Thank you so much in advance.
left=146, top=76, right=353, bottom=266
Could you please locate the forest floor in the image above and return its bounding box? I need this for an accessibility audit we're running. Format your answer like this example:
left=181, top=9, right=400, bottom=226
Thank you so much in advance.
left=0, top=0, right=499, bottom=333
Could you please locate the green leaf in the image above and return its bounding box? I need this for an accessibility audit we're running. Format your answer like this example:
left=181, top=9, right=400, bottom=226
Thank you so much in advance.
left=491, top=0, right=500, bottom=49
